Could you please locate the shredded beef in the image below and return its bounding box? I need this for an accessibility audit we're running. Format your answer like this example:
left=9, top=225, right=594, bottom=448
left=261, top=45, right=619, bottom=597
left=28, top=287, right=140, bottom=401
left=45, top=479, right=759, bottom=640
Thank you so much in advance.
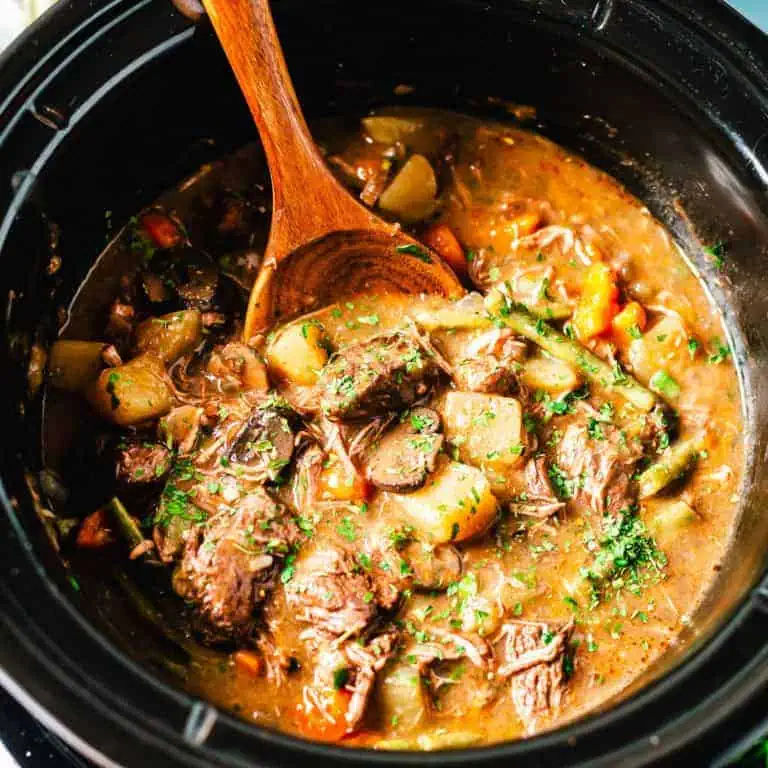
left=115, top=441, right=171, bottom=486
left=454, top=328, right=527, bottom=395
left=510, top=455, right=566, bottom=518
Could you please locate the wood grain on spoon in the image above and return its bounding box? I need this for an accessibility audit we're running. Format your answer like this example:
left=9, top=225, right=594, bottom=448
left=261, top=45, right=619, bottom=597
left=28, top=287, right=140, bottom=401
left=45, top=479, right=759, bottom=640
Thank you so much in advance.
left=201, top=0, right=463, bottom=340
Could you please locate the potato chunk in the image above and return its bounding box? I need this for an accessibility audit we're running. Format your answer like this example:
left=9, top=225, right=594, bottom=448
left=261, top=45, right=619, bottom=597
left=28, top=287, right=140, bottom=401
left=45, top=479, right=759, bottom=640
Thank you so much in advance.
left=396, top=458, right=498, bottom=543
left=521, top=353, right=581, bottom=395
left=267, top=321, right=329, bottom=386
left=378, top=154, right=437, bottom=223
left=48, top=340, right=106, bottom=392
left=377, top=662, right=429, bottom=730
left=645, top=498, right=697, bottom=546
left=134, top=309, right=202, bottom=363
left=362, top=116, right=425, bottom=145
left=441, top=392, right=527, bottom=471
left=88, top=354, right=173, bottom=426
left=628, top=315, right=688, bottom=384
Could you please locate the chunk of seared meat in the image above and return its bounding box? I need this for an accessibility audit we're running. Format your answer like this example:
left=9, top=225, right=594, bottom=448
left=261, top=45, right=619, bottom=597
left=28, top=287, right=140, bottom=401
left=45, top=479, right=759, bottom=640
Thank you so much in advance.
left=228, top=405, right=298, bottom=481
left=115, top=440, right=171, bottom=486
left=172, top=487, right=301, bottom=643
left=454, top=328, right=528, bottom=395
left=365, top=407, right=444, bottom=492
left=495, top=620, right=573, bottom=733
left=319, top=332, right=441, bottom=420
left=509, top=456, right=566, bottom=519
left=141, top=246, right=223, bottom=313
left=285, top=544, right=400, bottom=641
left=556, top=422, right=641, bottom=519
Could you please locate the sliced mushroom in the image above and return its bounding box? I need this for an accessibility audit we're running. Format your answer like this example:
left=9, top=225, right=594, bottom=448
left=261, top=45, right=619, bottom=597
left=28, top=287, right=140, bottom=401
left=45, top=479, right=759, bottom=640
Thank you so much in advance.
left=229, top=406, right=297, bottom=480
left=366, top=407, right=443, bottom=492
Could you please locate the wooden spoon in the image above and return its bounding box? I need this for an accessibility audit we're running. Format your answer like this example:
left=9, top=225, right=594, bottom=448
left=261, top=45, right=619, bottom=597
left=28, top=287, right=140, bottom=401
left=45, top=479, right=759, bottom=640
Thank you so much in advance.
left=201, top=0, right=463, bottom=341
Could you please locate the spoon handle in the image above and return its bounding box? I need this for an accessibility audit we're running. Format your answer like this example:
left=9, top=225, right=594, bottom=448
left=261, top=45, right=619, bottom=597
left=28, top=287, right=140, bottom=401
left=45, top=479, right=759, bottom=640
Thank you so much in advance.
left=202, top=0, right=376, bottom=255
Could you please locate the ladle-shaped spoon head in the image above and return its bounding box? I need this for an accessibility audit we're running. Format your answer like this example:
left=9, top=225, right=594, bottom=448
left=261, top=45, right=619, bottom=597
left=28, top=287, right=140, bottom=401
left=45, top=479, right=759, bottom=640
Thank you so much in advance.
left=201, top=0, right=463, bottom=340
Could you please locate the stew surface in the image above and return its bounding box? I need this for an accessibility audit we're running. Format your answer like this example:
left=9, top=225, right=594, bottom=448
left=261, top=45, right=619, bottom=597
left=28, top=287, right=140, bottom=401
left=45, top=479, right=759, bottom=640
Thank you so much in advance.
left=44, top=108, right=744, bottom=749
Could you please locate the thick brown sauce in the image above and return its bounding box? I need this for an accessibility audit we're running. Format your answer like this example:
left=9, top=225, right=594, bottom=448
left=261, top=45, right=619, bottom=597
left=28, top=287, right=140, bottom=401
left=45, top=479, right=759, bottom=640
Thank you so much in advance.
left=52, top=109, right=743, bottom=749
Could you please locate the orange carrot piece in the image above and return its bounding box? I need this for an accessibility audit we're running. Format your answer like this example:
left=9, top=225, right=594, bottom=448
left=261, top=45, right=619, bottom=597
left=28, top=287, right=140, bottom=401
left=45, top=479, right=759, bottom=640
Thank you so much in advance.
left=140, top=211, right=183, bottom=249
left=422, top=223, right=467, bottom=277
left=76, top=508, right=114, bottom=549
left=573, top=262, right=620, bottom=340
left=611, top=301, right=647, bottom=346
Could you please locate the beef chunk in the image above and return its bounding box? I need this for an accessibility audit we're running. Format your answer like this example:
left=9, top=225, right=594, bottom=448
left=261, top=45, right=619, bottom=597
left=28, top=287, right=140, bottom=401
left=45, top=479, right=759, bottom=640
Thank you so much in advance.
left=509, top=456, right=566, bottom=518
left=141, top=247, right=221, bottom=313
left=496, top=620, right=573, bottom=733
left=454, top=329, right=527, bottom=395
left=285, top=545, right=399, bottom=640
left=556, top=422, right=641, bottom=519
left=172, top=487, right=300, bottom=643
left=228, top=405, right=297, bottom=481
left=115, top=441, right=171, bottom=486
left=319, top=332, right=441, bottom=420
left=365, top=407, right=443, bottom=492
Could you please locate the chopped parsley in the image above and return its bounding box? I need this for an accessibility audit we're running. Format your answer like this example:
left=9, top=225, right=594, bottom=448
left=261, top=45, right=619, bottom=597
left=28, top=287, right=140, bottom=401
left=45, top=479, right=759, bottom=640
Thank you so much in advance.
left=704, top=240, right=726, bottom=270
left=106, top=371, right=121, bottom=410
left=649, top=370, right=680, bottom=400
left=548, top=464, right=574, bottom=500
left=410, top=410, right=436, bottom=432
left=584, top=510, right=667, bottom=608
left=611, top=361, right=629, bottom=385
left=587, top=418, right=606, bottom=441
left=336, top=516, right=357, bottom=542
left=396, top=243, right=432, bottom=263
left=280, top=553, right=297, bottom=584
left=333, top=667, right=350, bottom=689
left=708, top=338, right=731, bottom=365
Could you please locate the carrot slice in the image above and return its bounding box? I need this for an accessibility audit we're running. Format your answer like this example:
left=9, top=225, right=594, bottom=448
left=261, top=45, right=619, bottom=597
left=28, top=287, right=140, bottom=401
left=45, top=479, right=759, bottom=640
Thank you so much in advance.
left=422, top=223, right=467, bottom=277
left=319, top=455, right=369, bottom=502
left=611, top=301, right=647, bottom=347
left=140, top=211, right=183, bottom=249
left=295, top=688, right=351, bottom=742
left=572, top=262, right=620, bottom=340
left=233, top=650, right=263, bottom=678
left=76, top=508, right=114, bottom=549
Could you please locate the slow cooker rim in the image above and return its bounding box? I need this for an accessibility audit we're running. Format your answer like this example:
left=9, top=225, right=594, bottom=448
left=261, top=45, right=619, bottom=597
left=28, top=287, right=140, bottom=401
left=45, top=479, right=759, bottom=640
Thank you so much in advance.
left=1, top=1, right=768, bottom=766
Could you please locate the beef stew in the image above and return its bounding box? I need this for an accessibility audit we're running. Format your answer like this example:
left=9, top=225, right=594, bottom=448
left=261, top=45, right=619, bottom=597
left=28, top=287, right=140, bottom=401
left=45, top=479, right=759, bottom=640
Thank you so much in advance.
left=42, top=108, right=744, bottom=749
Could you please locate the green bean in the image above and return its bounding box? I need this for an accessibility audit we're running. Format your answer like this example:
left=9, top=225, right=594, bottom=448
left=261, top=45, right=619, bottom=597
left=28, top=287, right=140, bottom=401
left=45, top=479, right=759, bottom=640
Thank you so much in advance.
left=376, top=732, right=482, bottom=751
left=485, top=286, right=572, bottom=321
left=108, top=497, right=160, bottom=564
left=637, top=434, right=705, bottom=499
left=498, top=306, right=658, bottom=412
